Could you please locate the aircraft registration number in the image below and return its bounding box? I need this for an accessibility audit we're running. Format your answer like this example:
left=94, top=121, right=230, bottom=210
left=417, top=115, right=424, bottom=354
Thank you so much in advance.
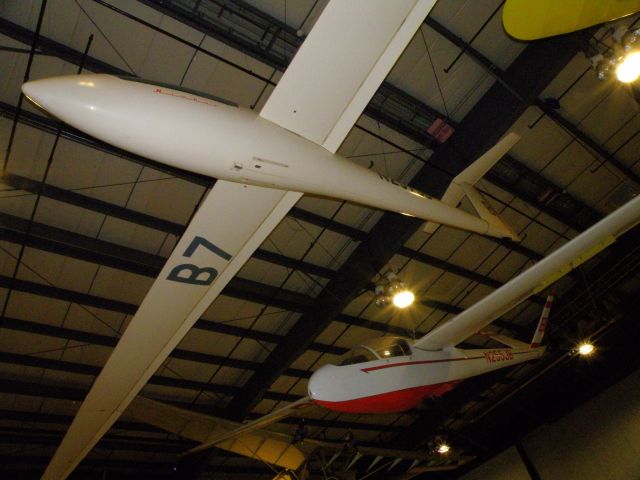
left=484, top=349, right=514, bottom=363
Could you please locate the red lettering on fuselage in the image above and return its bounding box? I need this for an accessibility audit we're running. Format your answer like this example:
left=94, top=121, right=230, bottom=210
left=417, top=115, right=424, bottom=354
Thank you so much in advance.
left=483, top=349, right=514, bottom=363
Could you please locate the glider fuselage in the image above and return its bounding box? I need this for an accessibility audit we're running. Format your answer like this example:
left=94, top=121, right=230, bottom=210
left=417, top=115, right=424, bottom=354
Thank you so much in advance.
left=22, top=74, right=509, bottom=238
left=307, top=337, right=544, bottom=413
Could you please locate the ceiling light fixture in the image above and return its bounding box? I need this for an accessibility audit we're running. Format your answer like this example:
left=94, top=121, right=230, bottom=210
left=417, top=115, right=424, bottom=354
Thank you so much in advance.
left=591, top=28, right=640, bottom=83
left=374, top=271, right=415, bottom=309
left=577, top=342, right=595, bottom=356
left=616, top=51, right=640, bottom=83
left=436, top=442, right=451, bottom=454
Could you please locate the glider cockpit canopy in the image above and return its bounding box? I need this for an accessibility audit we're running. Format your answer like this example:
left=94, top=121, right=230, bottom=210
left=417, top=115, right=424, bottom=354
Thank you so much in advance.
left=339, top=336, right=412, bottom=366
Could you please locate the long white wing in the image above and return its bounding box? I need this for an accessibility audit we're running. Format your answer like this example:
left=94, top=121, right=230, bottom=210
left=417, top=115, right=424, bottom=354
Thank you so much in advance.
left=413, top=195, right=640, bottom=351
left=127, top=397, right=308, bottom=470
left=42, top=183, right=302, bottom=480
left=127, top=397, right=458, bottom=466
left=260, top=0, right=438, bottom=153
left=186, top=397, right=314, bottom=456
left=41, top=1, right=439, bottom=477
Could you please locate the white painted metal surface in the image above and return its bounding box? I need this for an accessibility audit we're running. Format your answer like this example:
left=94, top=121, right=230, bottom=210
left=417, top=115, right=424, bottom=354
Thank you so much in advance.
left=23, top=1, right=444, bottom=476
left=1, top=0, right=639, bottom=476
left=22, top=74, right=516, bottom=239
left=259, top=0, right=439, bottom=153
left=40, top=182, right=302, bottom=480
left=414, top=194, right=640, bottom=350
left=423, top=132, right=522, bottom=236
left=308, top=343, right=543, bottom=407
left=127, top=397, right=307, bottom=470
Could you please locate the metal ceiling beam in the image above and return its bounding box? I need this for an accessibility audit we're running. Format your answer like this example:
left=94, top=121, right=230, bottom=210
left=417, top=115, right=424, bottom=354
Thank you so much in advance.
left=0, top=15, right=597, bottom=241
left=425, top=16, right=640, bottom=186
left=0, top=323, right=310, bottom=378
left=0, top=269, right=310, bottom=315
left=0, top=408, right=159, bottom=433
left=0, top=350, right=301, bottom=402
left=396, top=225, right=640, bottom=457
left=0, top=378, right=402, bottom=433
left=0, top=175, right=336, bottom=280
left=0, top=428, right=193, bottom=454
left=0, top=209, right=508, bottom=329
left=224, top=31, right=584, bottom=421
left=0, top=408, right=406, bottom=443
left=133, top=0, right=601, bottom=236
left=0, top=277, right=344, bottom=355
left=0, top=17, right=127, bottom=76
left=487, top=154, right=602, bottom=232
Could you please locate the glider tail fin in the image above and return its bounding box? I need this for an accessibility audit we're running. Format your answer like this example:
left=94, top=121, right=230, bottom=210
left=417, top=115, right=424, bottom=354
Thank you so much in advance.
left=531, top=293, right=554, bottom=348
left=423, top=133, right=521, bottom=241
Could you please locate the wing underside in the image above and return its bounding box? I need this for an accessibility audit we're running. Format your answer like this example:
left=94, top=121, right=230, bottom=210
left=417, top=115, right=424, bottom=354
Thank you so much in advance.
left=42, top=1, right=440, bottom=477
left=126, top=397, right=465, bottom=471
left=42, top=182, right=302, bottom=479
left=260, top=0, right=438, bottom=153
left=414, top=195, right=640, bottom=351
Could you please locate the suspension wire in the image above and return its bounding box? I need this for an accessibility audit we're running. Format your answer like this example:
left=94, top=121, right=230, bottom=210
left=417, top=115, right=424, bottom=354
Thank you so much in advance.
left=179, top=33, right=207, bottom=87
left=0, top=34, right=94, bottom=327
left=419, top=25, right=451, bottom=120
left=443, top=0, right=505, bottom=73
left=74, top=0, right=136, bottom=75
left=3, top=0, right=48, bottom=173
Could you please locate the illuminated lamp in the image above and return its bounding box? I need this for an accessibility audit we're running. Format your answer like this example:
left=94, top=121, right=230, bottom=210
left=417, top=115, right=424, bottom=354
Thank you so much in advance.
left=374, top=271, right=415, bottom=309
left=392, top=289, right=415, bottom=308
left=436, top=442, right=451, bottom=454
left=616, top=51, right=640, bottom=83
left=577, top=342, right=595, bottom=356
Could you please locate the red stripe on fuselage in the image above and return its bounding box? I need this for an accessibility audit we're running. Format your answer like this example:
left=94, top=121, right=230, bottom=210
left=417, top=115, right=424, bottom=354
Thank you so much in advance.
left=361, top=356, right=482, bottom=373
left=312, top=381, right=460, bottom=413
left=361, top=350, right=533, bottom=373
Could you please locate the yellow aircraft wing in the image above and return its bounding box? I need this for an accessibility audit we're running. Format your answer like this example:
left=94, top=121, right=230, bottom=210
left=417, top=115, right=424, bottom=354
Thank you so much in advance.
left=503, top=0, right=640, bottom=40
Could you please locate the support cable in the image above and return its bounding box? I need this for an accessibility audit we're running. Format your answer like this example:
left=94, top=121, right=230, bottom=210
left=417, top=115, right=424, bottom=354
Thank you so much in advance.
left=2, top=0, right=47, bottom=172
left=0, top=34, right=94, bottom=326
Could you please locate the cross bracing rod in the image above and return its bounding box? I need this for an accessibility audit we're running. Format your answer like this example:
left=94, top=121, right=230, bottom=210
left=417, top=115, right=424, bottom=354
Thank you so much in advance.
left=0, top=277, right=344, bottom=355
left=424, top=16, right=640, bottom=186
left=0, top=350, right=303, bottom=402
left=134, top=0, right=602, bottom=233
left=0, top=211, right=525, bottom=335
left=224, top=30, right=585, bottom=420
left=0, top=322, right=310, bottom=378
left=0, top=15, right=599, bottom=239
left=0, top=379, right=403, bottom=433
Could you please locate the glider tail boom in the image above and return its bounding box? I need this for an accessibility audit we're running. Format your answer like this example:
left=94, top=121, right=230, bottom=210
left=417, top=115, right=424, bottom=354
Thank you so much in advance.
left=423, top=133, right=521, bottom=241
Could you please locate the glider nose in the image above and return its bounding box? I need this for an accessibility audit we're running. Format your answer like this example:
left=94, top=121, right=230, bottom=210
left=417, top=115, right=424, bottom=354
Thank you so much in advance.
left=22, top=74, right=107, bottom=123
left=23, top=76, right=75, bottom=113
left=21, top=79, right=48, bottom=109
left=308, top=364, right=336, bottom=402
